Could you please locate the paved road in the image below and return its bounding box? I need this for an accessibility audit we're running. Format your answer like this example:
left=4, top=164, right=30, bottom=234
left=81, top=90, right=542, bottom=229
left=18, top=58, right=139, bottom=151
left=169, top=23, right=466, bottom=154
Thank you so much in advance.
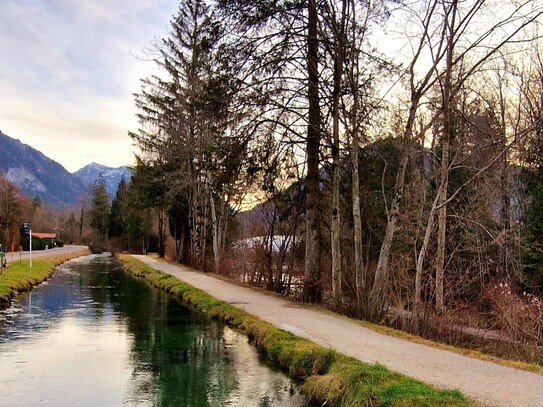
left=133, top=255, right=543, bottom=407
left=5, top=245, right=88, bottom=263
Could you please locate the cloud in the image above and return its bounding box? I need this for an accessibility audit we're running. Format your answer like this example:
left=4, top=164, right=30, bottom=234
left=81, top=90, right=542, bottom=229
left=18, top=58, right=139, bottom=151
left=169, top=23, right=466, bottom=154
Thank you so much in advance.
left=0, top=0, right=178, bottom=172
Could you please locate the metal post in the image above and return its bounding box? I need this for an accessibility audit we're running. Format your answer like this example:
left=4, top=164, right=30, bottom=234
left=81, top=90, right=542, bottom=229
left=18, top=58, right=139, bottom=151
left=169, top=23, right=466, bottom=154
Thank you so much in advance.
left=29, top=229, right=32, bottom=268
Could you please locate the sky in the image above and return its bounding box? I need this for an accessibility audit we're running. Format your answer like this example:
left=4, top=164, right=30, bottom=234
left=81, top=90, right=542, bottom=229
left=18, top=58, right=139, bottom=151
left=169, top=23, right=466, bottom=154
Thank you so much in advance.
left=0, top=0, right=179, bottom=172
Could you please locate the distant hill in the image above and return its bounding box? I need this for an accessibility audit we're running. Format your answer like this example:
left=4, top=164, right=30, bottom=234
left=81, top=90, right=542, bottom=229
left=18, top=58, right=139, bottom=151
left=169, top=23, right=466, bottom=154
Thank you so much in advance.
left=74, top=163, right=131, bottom=197
left=0, top=130, right=86, bottom=206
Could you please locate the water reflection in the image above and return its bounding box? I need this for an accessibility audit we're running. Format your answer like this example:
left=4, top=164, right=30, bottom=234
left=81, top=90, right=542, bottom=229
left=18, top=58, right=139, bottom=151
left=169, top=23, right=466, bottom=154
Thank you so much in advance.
left=0, top=254, right=307, bottom=406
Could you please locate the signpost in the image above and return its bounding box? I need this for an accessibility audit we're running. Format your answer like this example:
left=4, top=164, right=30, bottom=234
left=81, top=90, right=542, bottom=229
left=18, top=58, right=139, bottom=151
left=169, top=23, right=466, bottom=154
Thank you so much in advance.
left=0, top=246, right=5, bottom=270
left=29, top=229, right=32, bottom=268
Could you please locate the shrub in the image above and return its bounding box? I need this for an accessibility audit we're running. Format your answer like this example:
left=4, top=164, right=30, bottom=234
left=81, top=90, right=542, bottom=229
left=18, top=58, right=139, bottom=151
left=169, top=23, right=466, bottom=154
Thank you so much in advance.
left=483, top=282, right=543, bottom=357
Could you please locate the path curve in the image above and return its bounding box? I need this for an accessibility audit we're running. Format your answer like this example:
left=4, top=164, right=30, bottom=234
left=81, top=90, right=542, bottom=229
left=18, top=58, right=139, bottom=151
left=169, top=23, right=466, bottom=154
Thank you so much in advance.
left=133, top=255, right=543, bottom=407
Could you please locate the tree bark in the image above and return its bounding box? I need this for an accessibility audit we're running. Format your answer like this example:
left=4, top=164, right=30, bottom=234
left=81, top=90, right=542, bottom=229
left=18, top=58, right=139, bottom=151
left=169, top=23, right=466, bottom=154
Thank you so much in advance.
left=331, top=0, right=347, bottom=308
left=303, top=0, right=322, bottom=303
left=368, top=101, right=418, bottom=320
left=415, top=185, right=443, bottom=312
left=351, top=80, right=364, bottom=313
left=210, top=194, right=219, bottom=271
left=368, top=145, right=410, bottom=319
left=435, top=0, right=457, bottom=313
left=157, top=207, right=165, bottom=258
left=498, top=83, right=511, bottom=279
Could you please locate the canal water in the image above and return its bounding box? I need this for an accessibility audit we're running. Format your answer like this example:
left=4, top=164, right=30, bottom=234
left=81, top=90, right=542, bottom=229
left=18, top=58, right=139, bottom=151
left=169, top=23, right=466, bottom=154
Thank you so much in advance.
left=0, top=254, right=308, bottom=406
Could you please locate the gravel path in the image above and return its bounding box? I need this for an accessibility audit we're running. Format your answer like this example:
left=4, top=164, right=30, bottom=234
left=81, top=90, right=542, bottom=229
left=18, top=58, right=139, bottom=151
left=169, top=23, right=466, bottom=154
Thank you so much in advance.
left=133, top=255, right=543, bottom=407
left=5, top=245, right=88, bottom=263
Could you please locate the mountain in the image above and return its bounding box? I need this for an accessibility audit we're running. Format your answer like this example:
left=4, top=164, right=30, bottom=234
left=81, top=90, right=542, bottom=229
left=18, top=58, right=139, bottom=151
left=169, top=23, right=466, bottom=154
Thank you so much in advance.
left=74, top=163, right=131, bottom=197
left=0, top=130, right=86, bottom=206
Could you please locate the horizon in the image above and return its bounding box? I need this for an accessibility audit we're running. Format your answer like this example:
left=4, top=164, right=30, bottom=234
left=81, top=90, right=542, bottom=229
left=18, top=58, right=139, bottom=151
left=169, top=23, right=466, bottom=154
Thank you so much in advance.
left=0, top=1, right=179, bottom=173
left=0, top=128, right=129, bottom=174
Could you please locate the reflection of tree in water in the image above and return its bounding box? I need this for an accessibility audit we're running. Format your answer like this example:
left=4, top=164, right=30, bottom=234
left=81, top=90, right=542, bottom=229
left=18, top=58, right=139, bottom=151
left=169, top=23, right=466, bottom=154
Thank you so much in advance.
left=80, top=255, right=306, bottom=406
left=127, top=304, right=240, bottom=406
left=82, top=255, right=238, bottom=406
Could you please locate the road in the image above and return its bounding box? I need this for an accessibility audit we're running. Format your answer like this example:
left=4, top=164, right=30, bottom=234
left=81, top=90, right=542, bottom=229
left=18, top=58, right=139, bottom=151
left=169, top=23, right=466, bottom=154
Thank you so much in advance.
left=133, top=255, right=543, bottom=407
left=5, top=245, right=88, bottom=263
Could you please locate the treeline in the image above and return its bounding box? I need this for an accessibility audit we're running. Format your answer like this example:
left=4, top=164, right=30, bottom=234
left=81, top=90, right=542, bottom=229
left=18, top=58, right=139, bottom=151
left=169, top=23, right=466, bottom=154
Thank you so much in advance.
left=0, top=174, right=24, bottom=250
left=86, top=173, right=160, bottom=255
left=125, top=0, right=543, bottom=351
left=0, top=173, right=148, bottom=254
left=0, top=176, right=67, bottom=250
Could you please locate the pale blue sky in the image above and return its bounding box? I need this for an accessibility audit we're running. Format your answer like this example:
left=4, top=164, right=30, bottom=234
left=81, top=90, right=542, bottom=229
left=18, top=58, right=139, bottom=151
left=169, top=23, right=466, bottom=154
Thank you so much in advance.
left=0, top=0, right=179, bottom=172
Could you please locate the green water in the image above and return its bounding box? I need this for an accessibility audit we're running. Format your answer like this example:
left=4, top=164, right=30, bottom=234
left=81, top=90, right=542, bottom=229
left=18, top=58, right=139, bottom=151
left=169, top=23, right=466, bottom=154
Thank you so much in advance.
left=0, top=254, right=308, bottom=406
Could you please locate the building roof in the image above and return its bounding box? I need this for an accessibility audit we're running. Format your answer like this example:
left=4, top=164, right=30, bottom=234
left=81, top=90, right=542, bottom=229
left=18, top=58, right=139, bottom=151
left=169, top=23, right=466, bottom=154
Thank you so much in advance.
left=32, top=232, right=57, bottom=239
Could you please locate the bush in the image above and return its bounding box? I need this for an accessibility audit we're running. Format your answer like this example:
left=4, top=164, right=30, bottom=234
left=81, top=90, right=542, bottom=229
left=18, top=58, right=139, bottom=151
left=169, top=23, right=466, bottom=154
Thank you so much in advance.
left=483, top=282, right=543, bottom=357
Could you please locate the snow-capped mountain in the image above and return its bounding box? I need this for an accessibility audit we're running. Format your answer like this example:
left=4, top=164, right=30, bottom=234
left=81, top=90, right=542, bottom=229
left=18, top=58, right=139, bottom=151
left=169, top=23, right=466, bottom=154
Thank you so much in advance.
left=74, top=162, right=131, bottom=197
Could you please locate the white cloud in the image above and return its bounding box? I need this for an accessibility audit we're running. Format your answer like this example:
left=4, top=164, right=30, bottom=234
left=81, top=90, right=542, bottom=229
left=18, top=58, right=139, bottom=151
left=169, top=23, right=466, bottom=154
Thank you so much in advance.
left=0, top=0, right=178, bottom=172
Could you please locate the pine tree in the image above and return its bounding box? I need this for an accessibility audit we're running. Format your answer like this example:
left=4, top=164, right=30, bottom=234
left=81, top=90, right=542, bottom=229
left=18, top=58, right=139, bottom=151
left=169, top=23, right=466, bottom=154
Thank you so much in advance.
left=88, top=175, right=110, bottom=253
left=108, top=178, right=128, bottom=253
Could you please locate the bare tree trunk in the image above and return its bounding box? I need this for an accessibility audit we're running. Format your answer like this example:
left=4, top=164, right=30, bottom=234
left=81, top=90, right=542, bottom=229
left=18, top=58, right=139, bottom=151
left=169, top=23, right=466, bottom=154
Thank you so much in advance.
left=415, top=184, right=444, bottom=312
left=157, top=207, right=165, bottom=258
left=366, top=0, right=444, bottom=319
left=498, top=82, right=511, bottom=279
left=435, top=145, right=449, bottom=313
left=368, top=101, right=418, bottom=319
left=435, top=0, right=457, bottom=313
left=331, top=102, right=342, bottom=306
left=210, top=194, right=219, bottom=271
left=349, top=47, right=364, bottom=313
left=266, top=211, right=277, bottom=291
left=218, top=197, right=227, bottom=272
left=330, top=0, right=347, bottom=308
left=175, top=221, right=186, bottom=263
left=500, top=145, right=511, bottom=279
left=200, top=183, right=208, bottom=269
left=415, top=208, right=435, bottom=309
left=303, top=0, right=322, bottom=303
left=190, top=181, right=208, bottom=270
left=351, top=96, right=364, bottom=311
left=343, top=0, right=371, bottom=315
left=210, top=194, right=228, bottom=273
left=190, top=193, right=199, bottom=267
left=368, top=146, right=410, bottom=319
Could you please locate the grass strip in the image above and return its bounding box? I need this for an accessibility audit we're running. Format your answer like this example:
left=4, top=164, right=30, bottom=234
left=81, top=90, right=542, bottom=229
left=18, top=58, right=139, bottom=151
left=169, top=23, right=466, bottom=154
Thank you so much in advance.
left=352, top=318, right=543, bottom=375
left=120, top=255, right=472, bottom=407
left=0, top=250, right=90, bottom=308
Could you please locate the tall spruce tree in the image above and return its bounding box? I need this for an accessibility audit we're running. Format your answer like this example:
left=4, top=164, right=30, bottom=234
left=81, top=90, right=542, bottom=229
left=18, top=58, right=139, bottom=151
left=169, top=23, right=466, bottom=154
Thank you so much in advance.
left=109, top=177, right=128, bottom=251
left=88, top=175, right=110, bottom=253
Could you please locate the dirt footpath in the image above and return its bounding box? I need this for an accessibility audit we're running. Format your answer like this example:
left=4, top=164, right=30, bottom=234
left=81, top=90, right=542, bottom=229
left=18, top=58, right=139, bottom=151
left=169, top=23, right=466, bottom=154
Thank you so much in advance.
left=133, top=255, right=543, bottom=407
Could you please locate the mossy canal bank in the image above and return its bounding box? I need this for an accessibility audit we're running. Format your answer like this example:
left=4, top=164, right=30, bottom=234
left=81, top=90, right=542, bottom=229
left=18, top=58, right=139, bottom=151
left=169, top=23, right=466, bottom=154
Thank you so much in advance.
left=0, top=250, right=90, bottom=308
left=120, top=255, right=471, bottom=407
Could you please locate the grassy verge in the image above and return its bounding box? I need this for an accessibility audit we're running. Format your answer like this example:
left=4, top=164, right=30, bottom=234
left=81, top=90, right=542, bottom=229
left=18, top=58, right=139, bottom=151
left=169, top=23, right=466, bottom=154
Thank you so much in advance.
left=120, top=255, right=472, bottom=407
left=351, top=318, right=543, bottom=375
left=0, top=250, right=90, bottom=308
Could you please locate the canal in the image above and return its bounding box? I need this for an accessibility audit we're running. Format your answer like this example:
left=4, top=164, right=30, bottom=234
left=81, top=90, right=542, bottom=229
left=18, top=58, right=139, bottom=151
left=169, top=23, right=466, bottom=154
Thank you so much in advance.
left=0, top=254, right=308, bottom=406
